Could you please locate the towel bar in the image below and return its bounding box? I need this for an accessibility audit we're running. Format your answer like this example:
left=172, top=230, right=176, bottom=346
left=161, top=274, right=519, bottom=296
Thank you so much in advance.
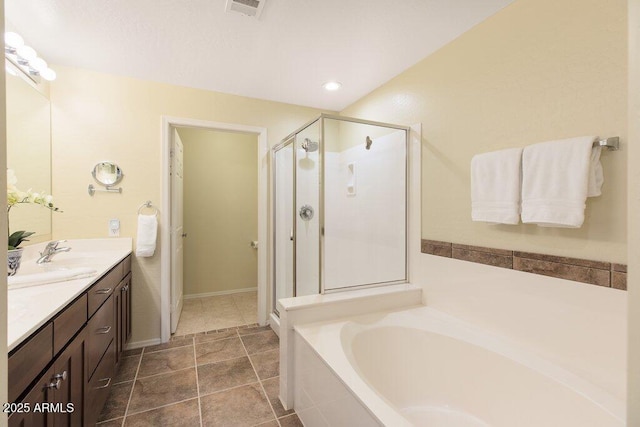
left=594, top=137, right=619, bottom=150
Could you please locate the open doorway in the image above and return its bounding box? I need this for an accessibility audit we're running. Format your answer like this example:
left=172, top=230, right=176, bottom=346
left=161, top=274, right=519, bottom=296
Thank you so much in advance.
left=173, top=127, right=259, bottom=335
left=161, top=117, right=268, bottom=343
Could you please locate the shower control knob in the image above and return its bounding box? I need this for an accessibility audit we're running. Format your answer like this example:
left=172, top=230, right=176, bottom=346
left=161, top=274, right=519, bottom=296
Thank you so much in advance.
left=299, top=205, right=314, bottom=221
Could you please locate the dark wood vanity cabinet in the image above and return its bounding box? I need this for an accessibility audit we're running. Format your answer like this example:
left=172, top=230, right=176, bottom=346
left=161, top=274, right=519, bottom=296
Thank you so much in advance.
left=51, top=330, right=85, bottom=426
left=8, top=254, right=132, bottom=427
left=114, top=272, right=131, bottom=364
left=8, top=333, right=84, bottom=427
left=8, top=366, right=55, bottom=427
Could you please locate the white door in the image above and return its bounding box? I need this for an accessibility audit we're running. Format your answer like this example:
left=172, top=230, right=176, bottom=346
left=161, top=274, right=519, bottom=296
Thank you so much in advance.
left=170, top=128, right=185, bottom=333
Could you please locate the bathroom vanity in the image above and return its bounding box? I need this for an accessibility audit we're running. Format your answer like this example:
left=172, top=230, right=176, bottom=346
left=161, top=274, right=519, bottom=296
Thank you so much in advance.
left=6, top=239, right=133, bottom=426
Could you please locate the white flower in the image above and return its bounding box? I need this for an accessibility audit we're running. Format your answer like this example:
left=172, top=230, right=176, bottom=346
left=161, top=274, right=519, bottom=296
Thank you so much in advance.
left=28, top=190, right=38, bottom=203
left=6, top=171, right=60, bottom=212
left=6, top=170, right=62, bottom=249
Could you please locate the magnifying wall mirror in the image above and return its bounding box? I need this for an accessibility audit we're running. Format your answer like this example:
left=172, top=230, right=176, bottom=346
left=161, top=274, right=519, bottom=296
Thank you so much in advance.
left=92, top=162, right=123, bottom=186
left=88, top=162, right=124, bottom=195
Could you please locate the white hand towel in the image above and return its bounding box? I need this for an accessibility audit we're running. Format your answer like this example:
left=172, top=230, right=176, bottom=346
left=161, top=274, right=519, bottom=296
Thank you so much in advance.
left=136, top=214, right=158, bottom=257
left=471, top=147, right=523, bottom=225
left=521, top=136, right=603, bottom=228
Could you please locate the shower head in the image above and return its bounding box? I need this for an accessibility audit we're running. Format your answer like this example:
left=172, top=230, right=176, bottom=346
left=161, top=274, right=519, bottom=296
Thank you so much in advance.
left=302, top=138, right=319, bottom=152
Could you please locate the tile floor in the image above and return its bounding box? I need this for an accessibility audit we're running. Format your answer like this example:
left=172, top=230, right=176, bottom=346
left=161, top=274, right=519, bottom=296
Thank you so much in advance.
left=97, top=325, right=300, bottom=426
left=175, top=291, right=258, bottom=336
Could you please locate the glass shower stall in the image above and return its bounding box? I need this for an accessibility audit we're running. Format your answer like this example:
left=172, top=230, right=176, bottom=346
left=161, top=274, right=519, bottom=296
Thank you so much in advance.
left=272, top=114, right=409, bottom=314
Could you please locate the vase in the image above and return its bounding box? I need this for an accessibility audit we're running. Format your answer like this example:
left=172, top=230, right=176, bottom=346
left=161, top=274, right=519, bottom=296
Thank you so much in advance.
left=7, top=248, right=23, bottom=276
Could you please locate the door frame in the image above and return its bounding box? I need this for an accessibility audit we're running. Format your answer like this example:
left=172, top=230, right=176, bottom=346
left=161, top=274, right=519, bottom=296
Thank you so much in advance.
left=161, top=116, right=268, bottom=343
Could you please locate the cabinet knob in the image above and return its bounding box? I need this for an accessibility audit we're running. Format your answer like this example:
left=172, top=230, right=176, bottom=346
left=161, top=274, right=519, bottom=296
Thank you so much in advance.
left=95, top=288, right=112, bottom=295
left=47, top=379, right=61, bottom=390
left=53, top=371, right=68, bottom=382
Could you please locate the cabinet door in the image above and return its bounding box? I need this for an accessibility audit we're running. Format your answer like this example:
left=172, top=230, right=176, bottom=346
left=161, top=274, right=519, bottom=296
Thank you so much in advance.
left=8, top=366, right=55, bottom=427
left=114, top=279, right=124, bottom=364
left=52, top=331, right=85, bottom=427
left=123, top=273, right=132, bottom=344
left=114, top=272, right=131, bottom=363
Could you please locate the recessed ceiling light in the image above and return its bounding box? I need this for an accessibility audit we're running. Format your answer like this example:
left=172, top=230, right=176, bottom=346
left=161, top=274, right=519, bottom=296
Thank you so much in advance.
left=322, top=81, right=342, bottom=91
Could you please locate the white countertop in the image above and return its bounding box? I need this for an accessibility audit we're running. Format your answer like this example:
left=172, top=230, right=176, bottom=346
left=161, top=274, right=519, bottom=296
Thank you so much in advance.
left=7, top=238, right=133, bottom=352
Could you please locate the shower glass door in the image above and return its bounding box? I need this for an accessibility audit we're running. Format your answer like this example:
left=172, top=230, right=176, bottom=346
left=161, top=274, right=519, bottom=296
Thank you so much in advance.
left=273, top=138, right=294, bottom=313
left=323, top=118, right=407, bottom=291
left=295, top=121, right=321, bottom=296
left=272, top=114, right=408, bottom=315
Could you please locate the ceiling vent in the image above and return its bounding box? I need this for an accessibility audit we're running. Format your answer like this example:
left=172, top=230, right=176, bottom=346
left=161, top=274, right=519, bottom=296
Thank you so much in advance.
left=225, top=0, right=266, bottom=19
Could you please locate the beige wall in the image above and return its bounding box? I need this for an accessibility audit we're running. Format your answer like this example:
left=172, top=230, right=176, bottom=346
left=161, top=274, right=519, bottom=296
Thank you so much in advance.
left=178, top=128, right=258, bottom=296
left=341, top=0, right=628, bottom=263
left=628, top=0, right=639, bottom=422
left=49, top=66, right=326, bottom=344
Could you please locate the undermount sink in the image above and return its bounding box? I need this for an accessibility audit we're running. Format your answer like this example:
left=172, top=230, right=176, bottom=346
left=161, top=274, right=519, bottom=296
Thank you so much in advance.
left=17, top=253, right=99, bottom=275
left=9, top=251, right=99, bottom=289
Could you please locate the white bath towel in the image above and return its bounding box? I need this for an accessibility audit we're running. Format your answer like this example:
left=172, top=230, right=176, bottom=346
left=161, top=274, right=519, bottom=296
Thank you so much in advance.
left=521, top=136, right=603, bottom=228
left=136, top=214, right=158, bottom=257
left=471, top=147, right=523, bottom=225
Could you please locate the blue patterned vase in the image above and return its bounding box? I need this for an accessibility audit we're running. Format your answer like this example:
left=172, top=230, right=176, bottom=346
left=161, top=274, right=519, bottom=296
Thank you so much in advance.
left=7, top=248, right=23, bottom=276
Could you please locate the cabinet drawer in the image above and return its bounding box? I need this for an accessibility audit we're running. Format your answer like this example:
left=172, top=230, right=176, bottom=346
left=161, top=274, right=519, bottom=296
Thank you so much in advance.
left=88, top=262, right=122, bottom=316
left=53, top=294, right=87, bottom=355
left=86, top=296, right=115, bottom=379
left=8, top=323, right=53, bottom=404
left=85, top=341, right=116, bottom=427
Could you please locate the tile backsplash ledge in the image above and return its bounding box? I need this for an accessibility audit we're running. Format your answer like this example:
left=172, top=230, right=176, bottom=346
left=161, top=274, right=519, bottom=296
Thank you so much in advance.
left=421, top=240, right=627, bottom=290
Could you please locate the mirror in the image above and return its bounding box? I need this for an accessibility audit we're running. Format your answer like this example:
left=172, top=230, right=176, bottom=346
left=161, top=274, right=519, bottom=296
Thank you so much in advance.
left=92, top=162, right=123, bottom=187
left=6, top=61, right=52, bottom=244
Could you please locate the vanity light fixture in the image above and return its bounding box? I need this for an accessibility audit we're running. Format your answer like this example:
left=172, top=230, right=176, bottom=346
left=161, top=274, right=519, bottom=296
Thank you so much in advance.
left=4, top=31, right=56, bottom=82
left=4, top=32, right=23, bottom=51
left=322, top=81, right=342, bottom=91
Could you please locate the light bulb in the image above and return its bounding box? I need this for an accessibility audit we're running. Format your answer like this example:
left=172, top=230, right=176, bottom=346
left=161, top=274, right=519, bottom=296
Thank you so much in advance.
left=5, top=32, right=24, bottom=49
left=322, top=81, right=342, bottom=91
left=16, top=45, right=37, bottom=61
left=41, top=67, right=56, bottom=81
left=30, top=57, right=47, bottom=73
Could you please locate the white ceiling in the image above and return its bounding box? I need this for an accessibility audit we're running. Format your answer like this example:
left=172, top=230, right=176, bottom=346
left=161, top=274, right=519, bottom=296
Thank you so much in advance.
left=6, top=0, right=514, bottom=111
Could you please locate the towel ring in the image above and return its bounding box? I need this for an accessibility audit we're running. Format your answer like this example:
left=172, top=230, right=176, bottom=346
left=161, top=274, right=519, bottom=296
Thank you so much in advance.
left=138, top=201, right=159, bottom=217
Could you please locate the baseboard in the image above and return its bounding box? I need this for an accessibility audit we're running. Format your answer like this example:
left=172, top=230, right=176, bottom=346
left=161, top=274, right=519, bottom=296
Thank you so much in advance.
left=184, top=287, right=258, bottom=299
left=126, top=338, right=162, bottom=350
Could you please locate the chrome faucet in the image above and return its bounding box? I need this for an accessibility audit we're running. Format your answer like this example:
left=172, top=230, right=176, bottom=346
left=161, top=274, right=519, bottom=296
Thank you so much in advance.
left=37, top=240, right=71, bottom=264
